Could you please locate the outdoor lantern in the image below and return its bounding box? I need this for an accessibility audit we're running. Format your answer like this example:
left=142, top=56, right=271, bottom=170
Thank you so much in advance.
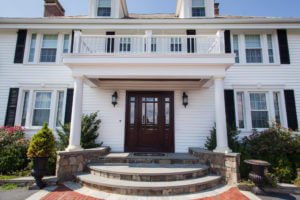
left=182, top=92, right=188, bottom=108
left=112, top=91, right=118, bottom=107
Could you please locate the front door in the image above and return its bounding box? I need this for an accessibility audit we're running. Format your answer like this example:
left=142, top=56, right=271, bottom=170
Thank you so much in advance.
left=125, top=91, right=174, bottom=152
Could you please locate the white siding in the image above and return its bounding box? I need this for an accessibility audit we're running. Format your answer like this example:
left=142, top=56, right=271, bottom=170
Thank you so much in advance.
left=224, top=30, right=300, bottom=133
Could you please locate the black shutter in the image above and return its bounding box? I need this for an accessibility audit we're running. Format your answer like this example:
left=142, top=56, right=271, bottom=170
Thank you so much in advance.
left=284, top=90, right=298, bottom=131
left=106, top=31, right=115, bottom=53
left=224, top=90, right=236, bottom=130
left=187, top=30, right=196, bottom=53
left=5, top=88, right=19, bottom=126
left=224, top=30, right=231, bottom=53
left=70, top=30, right=75, bottom=53
left=14, top=29, right=27, bottom=63
left=277, top=29, right=290, bottom=64
left=64, top=88, right=74, bottom=124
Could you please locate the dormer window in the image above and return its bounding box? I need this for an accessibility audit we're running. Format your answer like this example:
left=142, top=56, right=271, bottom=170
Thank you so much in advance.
left=192, top=0, right=206, bottom=17
left=97, top=0, right=112, bottom=17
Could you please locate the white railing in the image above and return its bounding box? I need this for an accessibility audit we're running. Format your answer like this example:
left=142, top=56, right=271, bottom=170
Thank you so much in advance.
left=76, top=34, right=223, bottom=55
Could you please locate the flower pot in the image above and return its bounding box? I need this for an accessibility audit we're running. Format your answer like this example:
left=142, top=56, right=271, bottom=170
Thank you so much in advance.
left=31, top=157, right=49, bottom=189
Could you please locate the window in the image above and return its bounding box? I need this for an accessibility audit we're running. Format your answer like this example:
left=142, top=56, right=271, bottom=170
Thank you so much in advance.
left=97, top=0, right=111, bottom=17
left=151, top=38, right=157, bottom=52
left=28, top=34, right=37, bottom=62
left=267, top=34, right=274, bottom=63
left=233, top=35, right=240, bottom=63
left=273, top=92, right=281, bottom=125
left=119, top=37, right=131, bottom=52
left=236, top=92, right=245, bottom=128
left=192, top=0, right=205, bottom=17
left=63, top=34, right=70, bottom=53
left=170, top=38, right=182, bottom=52
left=245, top=35, right=262, bottom=63
left=21, top=91, right=29, bottom=126
left=32, top=92, right=52, bottom=126
left=250, top=93, right=269, bottom=128
left=56, top=91, right=65, bottom=126
left=40, top=34, right=58, bottom=63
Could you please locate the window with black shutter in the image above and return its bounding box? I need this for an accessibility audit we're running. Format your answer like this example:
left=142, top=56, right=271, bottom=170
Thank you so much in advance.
left=5, top=88, right=19, bottom=126
left=64, top=88, right=74, bottom=124
left=277, top=29, right=290, bottom=64
left=224, top=30, right=231, bottom=53
left=14, top=30, right=27, bottom=64
left=224, top=90, right=236, bottom=129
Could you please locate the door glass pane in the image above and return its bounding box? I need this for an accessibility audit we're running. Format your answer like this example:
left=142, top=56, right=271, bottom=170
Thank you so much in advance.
left=165, top=98, right=170, bottom=127
left=130, top=97, right=135, bottom=126
left=142, top=97, right=158, bottom=126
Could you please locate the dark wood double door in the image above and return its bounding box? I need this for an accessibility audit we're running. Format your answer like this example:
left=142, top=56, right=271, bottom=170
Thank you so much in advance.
left=125, top=91, right=174, bottom=152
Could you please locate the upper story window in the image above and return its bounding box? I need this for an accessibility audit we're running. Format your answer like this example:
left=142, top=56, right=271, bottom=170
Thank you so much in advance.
left=119, top=37, right=131, bottom=52
left=192, top=0, right=206, bottom=17
left=40, top=34, right=58, bottom=63
left=245, top=35, right=262, bottom=63
left=170, top=38, right=182, bottom=52
left=26, top=32, right=71, bottom=64
left=97, top=0, right=111, bottom=17
left=232, top=33, right=277, bottom=65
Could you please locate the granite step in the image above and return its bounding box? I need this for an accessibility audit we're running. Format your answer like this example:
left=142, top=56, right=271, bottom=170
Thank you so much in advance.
left=95, top=153, right=201, bottom=164
left=76, top=173, right=223, bottom=196
left=88, top=163, right=209, bottom=181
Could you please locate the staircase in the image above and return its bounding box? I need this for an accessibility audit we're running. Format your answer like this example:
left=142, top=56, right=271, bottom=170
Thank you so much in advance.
left=75, top=153, right=224, bottom=196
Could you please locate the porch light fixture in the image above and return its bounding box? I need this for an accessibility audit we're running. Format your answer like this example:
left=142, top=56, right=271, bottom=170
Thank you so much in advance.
left=112, top=91, right=118, bottom=107
left=182, top=92, right=188, bottom=108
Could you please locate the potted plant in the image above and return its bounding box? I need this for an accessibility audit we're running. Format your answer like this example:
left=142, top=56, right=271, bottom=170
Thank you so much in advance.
left=27, top=123, right=56, bottom=188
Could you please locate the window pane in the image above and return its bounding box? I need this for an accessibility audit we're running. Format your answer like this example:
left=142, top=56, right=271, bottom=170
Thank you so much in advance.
left=267, top=34, right=274, bottom=63
left=33, top=92, right=52, bottom=126
left=119, top=38, right=131, bottom=52
left=170, top=38, right=182, bottom=52
left=192, top=0, right=205, bottom=7
left=251, top=111, right=269, bottom=128
left=35, top=92, right=52, bottom=108
left=98, top=7, right=111, bottom=16
left=63, top=35, right=70, bottom=53
left=40, top=49, right=57, bottom=62
left=42, top=35, right=58, bottom=48
left=21, top=91, right=29, bottom=126
left=28, top=34, right=36, bottom=62
left=250, top=93, right=267, bottom=110
left=98, top=0, right=111, bottom=7
left=233, top=35, right=240, bottom=63
left=192, top=8, right=205, bottom=17
left=142, top=97, right=158, bottom=126
left=245, top=35, right=261, bottom=48
left=246, top=49, right=262, bottom=63
left=56, top=91, right=64, bottom=127
left=273, top=92, right=281, bottom=125
left=236, top=92, right=245, bottom=128
left=250, top=93, right=269, bottom=128
left=130, top=97, right=135, bottom=126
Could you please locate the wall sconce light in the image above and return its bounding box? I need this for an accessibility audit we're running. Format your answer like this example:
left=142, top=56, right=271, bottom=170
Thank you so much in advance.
left=182, top=92, right=188, bottom=108
left=112, top=91, right=118, bottom=107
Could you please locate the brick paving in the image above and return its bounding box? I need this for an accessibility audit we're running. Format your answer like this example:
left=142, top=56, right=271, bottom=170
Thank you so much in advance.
left=41, top=185, right=249, bottom=200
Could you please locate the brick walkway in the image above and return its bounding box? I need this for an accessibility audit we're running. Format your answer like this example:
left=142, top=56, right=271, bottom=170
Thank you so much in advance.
left=41, top=185, right=249, bottom=200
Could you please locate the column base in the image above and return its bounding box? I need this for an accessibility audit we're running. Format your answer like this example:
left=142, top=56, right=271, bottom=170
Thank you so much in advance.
left=66, top=145, right=83, bottom=152
left=213, top=146, right=232, bottom=154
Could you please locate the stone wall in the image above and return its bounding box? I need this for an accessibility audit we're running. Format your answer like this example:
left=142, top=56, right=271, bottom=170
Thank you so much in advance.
left=189, top=148, right=240, bottom=185
left=56, top=147, right=110, bottom=183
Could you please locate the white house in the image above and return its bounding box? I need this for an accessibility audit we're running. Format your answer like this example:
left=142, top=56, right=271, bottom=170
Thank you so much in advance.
left=0, top=0, right=299, bottom=154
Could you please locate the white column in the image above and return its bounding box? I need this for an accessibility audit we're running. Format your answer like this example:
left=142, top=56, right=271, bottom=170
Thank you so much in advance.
left=73, top=30, right=81, bottom=54
left=213, top=77, right=232, bottom=153
left=216, top=30, right=225, bottom=54
left=145, top=30, right=152, bottom=53
left=66, top=77, right=83, bottom=151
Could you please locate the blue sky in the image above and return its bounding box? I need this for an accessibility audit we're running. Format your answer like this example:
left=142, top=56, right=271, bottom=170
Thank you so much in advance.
left=0, top=0, right=300, bottom=18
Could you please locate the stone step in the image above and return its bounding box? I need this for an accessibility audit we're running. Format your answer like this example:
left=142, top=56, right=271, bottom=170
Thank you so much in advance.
left=76, top=173, right=222, bottom=196
left=88, top=163, right=209, bottom=181
left=95, top=153, right=201, bottom=164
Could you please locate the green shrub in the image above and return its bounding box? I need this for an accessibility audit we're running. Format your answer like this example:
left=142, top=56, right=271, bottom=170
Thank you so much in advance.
left=27, top=123, right=56, bottom=158
left=293, top=169, right=300, bottom=187
left=241, top=127, right=300, bottom=183
left=0, top=127, right=29, bottom=174
left=56, top=112, right=102, bottom=150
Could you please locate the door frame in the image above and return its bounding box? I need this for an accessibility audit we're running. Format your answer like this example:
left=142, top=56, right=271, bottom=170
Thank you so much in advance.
left=124, top=91, right=175, bottom=153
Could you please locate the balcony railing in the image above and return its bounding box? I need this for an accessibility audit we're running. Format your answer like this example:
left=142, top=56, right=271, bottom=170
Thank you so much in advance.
left=75, top=34, right=224, bottom=55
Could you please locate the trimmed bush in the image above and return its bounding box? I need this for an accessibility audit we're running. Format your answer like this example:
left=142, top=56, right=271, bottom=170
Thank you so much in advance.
left=0, top=127, right=29, bottom=174
left=56, top=112, right=102, bottom=150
